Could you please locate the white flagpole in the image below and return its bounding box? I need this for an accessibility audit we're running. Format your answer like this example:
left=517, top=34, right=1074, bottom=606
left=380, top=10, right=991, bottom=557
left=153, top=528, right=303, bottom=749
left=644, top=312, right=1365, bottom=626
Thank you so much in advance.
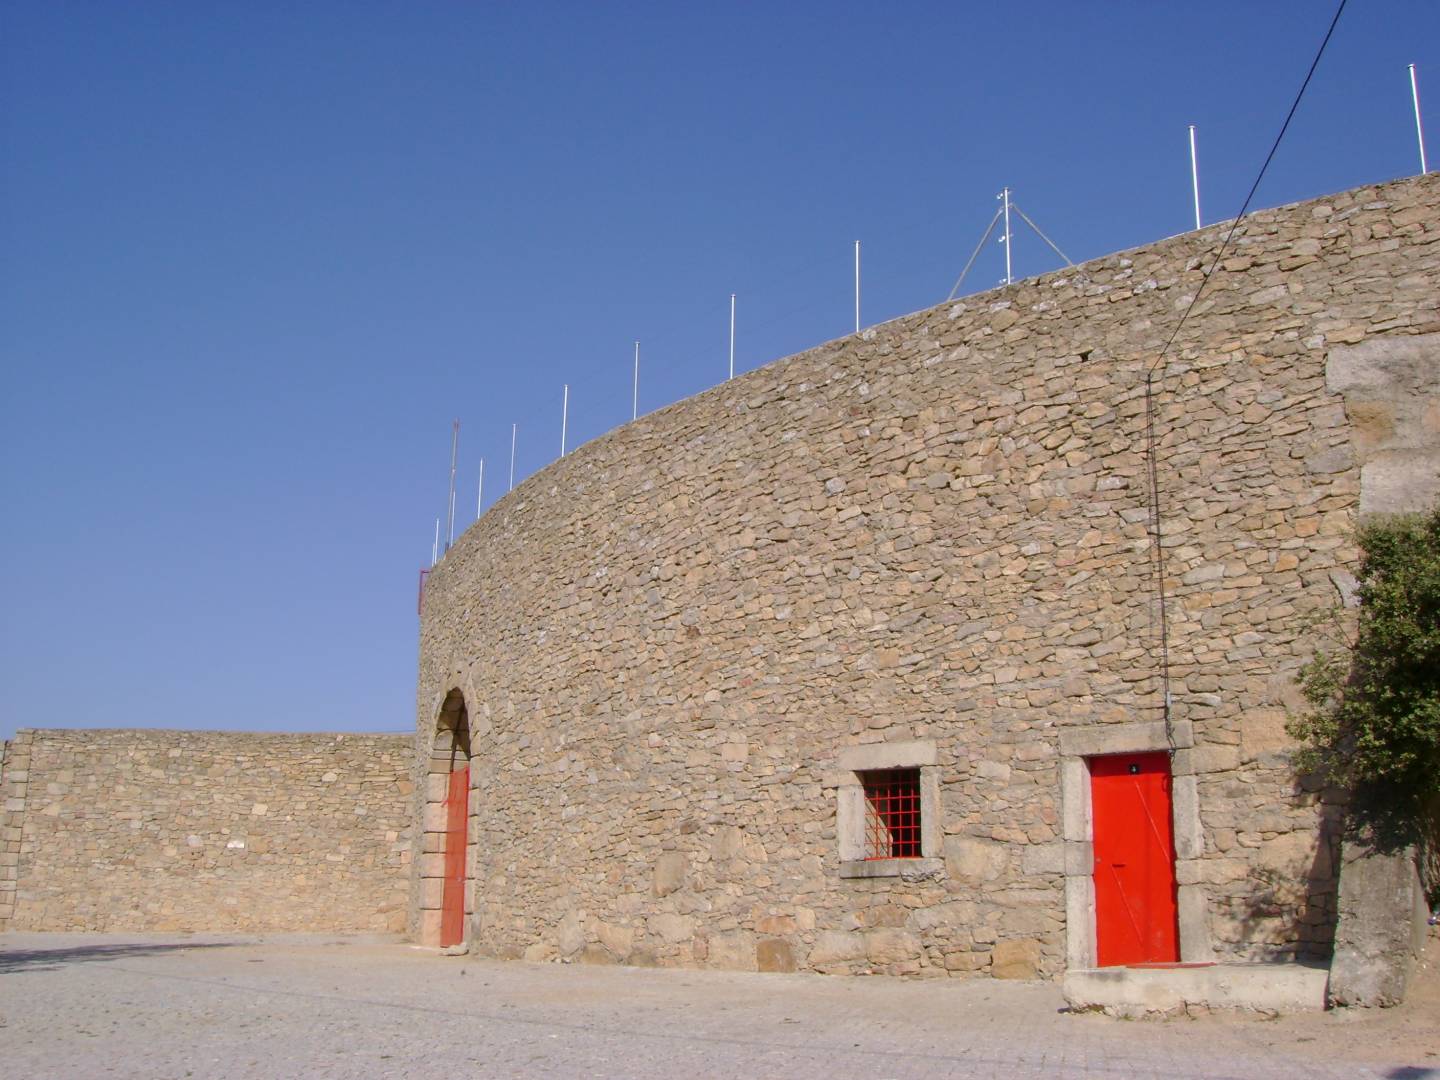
left=445, top=419, right=458, bottom=550
left=560, top=384, right=569, bottom=456
left=1189, top=124, right=1202, bottom=229
left=728, top=293, right=736, bottom=380
left=476, top=458, right=484, bottom=519
left=431, top=518, right=439, bottom=566
left=854, top=240, right=861, bottom=333
left=1412, top=64, right=1430, bottom=175
left=508, top=423, right=517, bottom=492
left=1001, top=188, right=1012, bottom=285
left=632, top=341, right=639, bottom=421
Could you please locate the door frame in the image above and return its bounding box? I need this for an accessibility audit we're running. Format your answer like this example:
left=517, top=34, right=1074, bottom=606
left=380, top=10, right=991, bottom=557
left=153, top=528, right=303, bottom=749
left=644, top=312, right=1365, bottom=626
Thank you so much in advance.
left=1058, top=719, right=1210, bottom=969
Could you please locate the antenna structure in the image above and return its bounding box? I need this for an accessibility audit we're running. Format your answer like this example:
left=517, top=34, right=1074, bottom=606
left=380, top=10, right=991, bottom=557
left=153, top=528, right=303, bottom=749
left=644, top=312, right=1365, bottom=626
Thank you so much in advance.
left=947, top=187, right=1075, bottom=301
left=632, top=341, right=640, bottom=421
left=476, top=458, right=484, bottom=519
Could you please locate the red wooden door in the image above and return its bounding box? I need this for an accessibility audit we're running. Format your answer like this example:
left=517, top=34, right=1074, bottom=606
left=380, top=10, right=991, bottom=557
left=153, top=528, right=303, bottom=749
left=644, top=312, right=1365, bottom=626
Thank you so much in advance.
left=1090, top=752, right=1178, bottom=966
left=440, top=765, right=469, bottom=948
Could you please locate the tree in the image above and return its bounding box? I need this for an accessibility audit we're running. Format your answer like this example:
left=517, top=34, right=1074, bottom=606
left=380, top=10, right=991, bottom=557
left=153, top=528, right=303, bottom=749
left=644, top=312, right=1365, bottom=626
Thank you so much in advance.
left=1289, top=505, right=1440, bottom=851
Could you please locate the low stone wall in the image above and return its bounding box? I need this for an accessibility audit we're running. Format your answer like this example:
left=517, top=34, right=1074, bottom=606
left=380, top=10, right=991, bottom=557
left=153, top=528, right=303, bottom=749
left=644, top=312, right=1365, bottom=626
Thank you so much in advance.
left=0, top=729, right=412, bottom=933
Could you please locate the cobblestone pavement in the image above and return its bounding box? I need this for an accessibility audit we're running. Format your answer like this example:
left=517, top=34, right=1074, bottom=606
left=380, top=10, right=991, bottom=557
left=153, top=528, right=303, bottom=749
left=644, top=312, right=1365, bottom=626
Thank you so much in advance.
left=1, top=933, right=1436, bottom=1079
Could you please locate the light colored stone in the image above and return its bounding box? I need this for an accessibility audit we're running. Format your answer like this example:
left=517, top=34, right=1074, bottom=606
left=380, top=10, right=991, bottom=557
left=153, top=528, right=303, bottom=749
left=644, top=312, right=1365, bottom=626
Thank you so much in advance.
left=991, top=938, right=1042, bottom=980
left=556, top=910, right=586, bottom=957
left=866, top=929, right=922, bottom=964
left=756, top=938, right=796, bottom=972
left=809, top=931, right=867, bottom=965
left=652, top=852, right=688, bottom=897
left=944, top=836, right=1008, bottom=883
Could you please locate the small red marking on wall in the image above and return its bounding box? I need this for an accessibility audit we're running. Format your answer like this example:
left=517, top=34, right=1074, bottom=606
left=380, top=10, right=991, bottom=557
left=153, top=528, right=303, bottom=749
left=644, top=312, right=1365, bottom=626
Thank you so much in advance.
left=1090, top=752, right=1179, bottom=966
left=440, top=766, right=468, bottom=948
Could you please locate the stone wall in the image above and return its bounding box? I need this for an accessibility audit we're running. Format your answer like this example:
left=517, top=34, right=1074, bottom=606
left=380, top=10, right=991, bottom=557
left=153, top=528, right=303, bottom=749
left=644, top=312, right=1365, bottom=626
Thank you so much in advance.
left=0, top=729, right=413, bottom=933
left=415, top=174, right=1439, bottom=978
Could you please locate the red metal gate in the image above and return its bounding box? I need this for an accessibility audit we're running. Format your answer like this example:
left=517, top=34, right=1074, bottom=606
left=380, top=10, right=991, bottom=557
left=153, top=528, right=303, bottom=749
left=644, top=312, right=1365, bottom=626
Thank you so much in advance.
left=440, top=765, right=468, bottom=948
left=1090, top=752, right=1178, bottom=966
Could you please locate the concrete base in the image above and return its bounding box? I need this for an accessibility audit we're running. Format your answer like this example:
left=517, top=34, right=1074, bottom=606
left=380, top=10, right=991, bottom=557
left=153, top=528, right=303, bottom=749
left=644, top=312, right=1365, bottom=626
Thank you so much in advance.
left=1063, top=962, right=1329, bottom=1017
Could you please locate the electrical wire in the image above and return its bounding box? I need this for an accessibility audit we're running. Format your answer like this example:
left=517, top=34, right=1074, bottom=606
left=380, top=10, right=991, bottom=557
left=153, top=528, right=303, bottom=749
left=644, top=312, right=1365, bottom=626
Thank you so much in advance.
left=1144, top=0, right=1347, bottom=748
left=1146, top=0, right=1348, bottom=377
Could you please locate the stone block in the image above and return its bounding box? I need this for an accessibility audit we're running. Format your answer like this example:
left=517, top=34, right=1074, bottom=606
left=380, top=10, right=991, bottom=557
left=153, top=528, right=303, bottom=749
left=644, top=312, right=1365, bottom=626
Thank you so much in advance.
left=652, top=852, right=688, bottom=897
left=1021, top=843, right=1064, bottom=876
left=808, top=931, right=867, bottom=965
left=943, top=836, right=1008, bottom=883
left=866, top=929, right=922, bottom=964
left=756, top=938, right=796, bottom=972
left=708, top=930, right=758, bottom=971
left=990, top=938, right=1041, bottom=980
left=648, top=912, right=694, bottom=944
left=596, top=921, right=634, bottom=958
left=556, top=909, right=586, bottom=957
left=1241, top=708, right=1294, bottom=760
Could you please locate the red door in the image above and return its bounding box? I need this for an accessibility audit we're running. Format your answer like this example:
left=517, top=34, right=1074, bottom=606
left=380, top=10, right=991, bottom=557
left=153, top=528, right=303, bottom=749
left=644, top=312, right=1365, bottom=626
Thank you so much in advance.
left=1090, top=752, right=1178, bottom=966
left=440, top=766, right=468, bottom=947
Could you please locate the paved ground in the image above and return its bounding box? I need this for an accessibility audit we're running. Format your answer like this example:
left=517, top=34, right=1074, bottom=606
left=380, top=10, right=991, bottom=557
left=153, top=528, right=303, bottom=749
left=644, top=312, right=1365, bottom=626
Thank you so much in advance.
left=1, top=933, right=1437, bottom=1079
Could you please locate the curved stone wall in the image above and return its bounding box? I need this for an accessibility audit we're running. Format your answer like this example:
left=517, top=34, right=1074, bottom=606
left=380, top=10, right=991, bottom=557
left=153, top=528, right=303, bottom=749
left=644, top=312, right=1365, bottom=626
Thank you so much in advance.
left=413, top=174, right=1439, bottom=977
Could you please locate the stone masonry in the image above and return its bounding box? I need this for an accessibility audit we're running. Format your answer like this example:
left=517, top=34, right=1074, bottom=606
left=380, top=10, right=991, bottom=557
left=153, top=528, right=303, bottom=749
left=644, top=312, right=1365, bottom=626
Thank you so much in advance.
left=414, top=174, right=1439, bottom=979
left=0, top=729, right=413, bottom=933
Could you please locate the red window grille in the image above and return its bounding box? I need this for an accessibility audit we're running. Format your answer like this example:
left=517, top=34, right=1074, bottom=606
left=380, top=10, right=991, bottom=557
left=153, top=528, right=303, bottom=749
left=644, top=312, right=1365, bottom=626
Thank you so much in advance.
left=861, top=768, right=922, bottom=859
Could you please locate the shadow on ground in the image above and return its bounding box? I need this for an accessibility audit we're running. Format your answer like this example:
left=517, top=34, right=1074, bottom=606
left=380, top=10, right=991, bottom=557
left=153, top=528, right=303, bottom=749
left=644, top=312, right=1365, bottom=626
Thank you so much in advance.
left=0, top=940, right=238, bottom=974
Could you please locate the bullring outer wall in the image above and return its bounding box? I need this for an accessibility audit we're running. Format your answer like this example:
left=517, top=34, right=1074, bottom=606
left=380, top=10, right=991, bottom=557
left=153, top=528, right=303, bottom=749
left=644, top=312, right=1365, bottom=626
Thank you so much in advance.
left=414, top=174, right=1440, bottom=978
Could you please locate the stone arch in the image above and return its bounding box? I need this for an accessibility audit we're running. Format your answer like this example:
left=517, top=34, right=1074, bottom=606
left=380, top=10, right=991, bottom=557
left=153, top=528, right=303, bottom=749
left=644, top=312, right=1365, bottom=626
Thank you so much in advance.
left=418, top=688, right=471, bottom=946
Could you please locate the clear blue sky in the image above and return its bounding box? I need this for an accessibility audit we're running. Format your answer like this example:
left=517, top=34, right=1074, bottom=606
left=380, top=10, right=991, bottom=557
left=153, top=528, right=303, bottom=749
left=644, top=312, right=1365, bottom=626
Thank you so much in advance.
left=2, top=2, right=1436, bottom=741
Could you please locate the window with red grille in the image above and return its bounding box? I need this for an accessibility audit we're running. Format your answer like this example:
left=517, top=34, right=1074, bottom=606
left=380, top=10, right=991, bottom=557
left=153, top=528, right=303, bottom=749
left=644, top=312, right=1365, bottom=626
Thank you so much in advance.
left=860, top=768, right=922, bottom=859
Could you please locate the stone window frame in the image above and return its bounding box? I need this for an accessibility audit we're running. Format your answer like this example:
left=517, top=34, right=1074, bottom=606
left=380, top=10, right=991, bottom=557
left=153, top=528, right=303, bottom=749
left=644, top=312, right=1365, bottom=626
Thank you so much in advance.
left=1058, top=719, right=1210, bottom=969
left=836, top=740, right=943, bottom=879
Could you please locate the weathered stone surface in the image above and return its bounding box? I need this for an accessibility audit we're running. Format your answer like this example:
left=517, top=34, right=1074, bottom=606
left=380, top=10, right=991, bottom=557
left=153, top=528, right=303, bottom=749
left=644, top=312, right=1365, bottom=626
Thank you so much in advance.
left=597, top=921, right=635, bottom=958
left=407, top=174, right=1440, bottom=980
left=756, top=938, right=797, bottom=972
left=708, top=930, right=758, bottom=971
left=648, top=912, right=694, bottom=944
left=652, top=852, right=688, bottom=897
left=945, top=836, right=1008, bottom=882
left=556, top=910, right=586, bottom=957
left=0, top=729, right=411, bottom=933
left=1329, top=843, right=1430, bottom=1007
left=866, top=929, right=922, bottom=964
left=809, top=931, right=867, bottom=965
left=991, top=939, right=1042, bottom=980
left=1327, top=332, right=1440, bottom=516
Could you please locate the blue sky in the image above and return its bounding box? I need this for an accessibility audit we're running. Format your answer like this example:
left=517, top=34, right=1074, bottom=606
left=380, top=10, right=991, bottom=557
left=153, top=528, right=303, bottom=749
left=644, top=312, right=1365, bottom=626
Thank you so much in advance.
left=2, top=2, right=1436, bottom=741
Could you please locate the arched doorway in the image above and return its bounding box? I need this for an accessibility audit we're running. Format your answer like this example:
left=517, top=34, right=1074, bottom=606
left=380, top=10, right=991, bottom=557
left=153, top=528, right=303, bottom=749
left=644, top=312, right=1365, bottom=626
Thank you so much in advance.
left=422, top=689, right=471, bottom=947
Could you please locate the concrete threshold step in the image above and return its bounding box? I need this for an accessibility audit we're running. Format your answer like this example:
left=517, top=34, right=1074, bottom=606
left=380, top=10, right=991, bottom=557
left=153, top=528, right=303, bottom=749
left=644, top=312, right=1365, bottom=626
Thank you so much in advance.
left=1063, top=960, right=1329, bottom=1017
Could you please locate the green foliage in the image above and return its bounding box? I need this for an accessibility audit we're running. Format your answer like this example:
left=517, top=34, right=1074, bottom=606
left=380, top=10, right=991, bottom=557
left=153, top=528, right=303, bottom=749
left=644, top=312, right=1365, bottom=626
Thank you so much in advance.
left=1288, top=505, right=1440, bottom=844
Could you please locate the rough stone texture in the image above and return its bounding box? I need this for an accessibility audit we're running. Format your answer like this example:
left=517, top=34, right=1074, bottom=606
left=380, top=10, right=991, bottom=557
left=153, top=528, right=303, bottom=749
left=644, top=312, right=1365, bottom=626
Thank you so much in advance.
left=0, top=729, right=412, bottom=932
left=1328, top=843, right=1430, bottom=1007
left=414, top=174, right=1440, bottom=979
left=1326, top=334, right=1440, bottom=515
